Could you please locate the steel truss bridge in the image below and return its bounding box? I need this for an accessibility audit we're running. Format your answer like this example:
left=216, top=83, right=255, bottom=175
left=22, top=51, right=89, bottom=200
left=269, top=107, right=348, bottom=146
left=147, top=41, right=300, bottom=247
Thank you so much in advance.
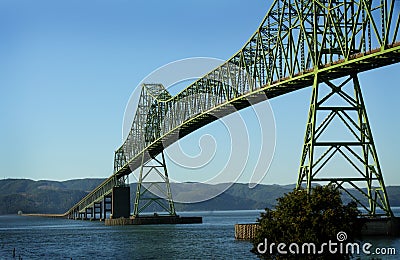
left=65, top=0, right=400, bottom=220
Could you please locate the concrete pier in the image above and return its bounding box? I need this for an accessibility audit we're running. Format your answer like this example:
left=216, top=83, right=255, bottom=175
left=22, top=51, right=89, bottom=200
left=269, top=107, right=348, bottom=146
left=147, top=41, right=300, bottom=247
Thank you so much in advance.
left=111, top=186, right=131, bottom=218
left=105, top=215, right=202, bottom=226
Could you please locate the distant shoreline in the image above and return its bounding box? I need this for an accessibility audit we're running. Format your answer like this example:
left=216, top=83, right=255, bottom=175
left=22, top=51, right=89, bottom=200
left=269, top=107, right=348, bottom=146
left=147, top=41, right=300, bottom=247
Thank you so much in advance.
left=1, top=178, right=400, bottom=215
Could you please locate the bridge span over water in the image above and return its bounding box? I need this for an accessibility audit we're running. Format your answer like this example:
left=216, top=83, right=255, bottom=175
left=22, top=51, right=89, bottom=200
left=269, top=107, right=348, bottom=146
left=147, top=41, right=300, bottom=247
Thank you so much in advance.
left=60, top=0, right=400, bottom=221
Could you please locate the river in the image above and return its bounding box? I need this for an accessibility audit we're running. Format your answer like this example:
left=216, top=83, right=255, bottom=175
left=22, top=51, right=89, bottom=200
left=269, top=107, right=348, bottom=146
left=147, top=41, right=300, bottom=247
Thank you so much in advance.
left=0, top=209, right=399, bottom=259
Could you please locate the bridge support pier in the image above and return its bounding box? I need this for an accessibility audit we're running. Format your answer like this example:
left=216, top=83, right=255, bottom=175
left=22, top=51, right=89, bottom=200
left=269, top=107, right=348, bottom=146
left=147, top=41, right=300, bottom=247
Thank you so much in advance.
left=85, top=207, right=93, bottom=220
left=103, top=194, right=112, bottom=220
left=297, top=73, right=393, bottom=217
left=94, top=202, right=102, bottom=220
left=111, top=186, right=130, bottom=219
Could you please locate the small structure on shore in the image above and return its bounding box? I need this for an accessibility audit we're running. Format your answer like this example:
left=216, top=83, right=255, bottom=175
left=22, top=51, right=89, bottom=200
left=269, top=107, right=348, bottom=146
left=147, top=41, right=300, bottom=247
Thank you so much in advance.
left=235, top=223, right=259, bottom=240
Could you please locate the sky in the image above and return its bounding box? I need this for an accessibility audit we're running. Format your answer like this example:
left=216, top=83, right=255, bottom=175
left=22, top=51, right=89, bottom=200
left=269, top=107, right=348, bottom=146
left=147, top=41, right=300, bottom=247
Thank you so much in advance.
left=0, top=0, right=399, bottom=186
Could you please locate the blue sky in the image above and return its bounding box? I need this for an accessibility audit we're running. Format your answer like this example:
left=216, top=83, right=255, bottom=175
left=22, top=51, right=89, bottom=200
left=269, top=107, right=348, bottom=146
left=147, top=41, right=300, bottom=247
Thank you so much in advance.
left=0, top=0, right=399, bottom=186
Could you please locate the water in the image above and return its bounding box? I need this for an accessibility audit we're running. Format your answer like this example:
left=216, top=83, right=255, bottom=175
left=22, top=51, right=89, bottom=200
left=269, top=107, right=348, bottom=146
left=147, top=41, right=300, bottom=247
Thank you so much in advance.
left=0, top=210, right=260, bottom=259
left=0, top=209, right=400, bottom=259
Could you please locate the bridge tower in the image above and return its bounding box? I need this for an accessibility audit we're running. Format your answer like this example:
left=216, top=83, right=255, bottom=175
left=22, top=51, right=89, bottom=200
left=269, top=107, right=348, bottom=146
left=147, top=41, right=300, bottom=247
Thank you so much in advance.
left=133, top=151, right=176, bottom=216
left=129, top=83, right=177, bottom=217
left=297, top=73, right=393, bottom=217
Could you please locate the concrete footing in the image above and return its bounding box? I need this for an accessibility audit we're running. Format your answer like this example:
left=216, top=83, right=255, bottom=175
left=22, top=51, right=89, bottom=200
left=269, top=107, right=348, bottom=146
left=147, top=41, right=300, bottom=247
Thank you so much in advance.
left=235, top=217, right=400, bottom=240
left=358, top=217, right=400, bottom=236
left=105, top=215, right=202, bottom=226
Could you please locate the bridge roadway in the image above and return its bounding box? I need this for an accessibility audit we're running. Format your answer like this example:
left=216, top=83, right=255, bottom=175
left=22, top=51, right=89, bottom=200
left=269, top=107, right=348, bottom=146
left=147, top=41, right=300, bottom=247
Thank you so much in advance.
left=58, top=0, right=400, bottom=219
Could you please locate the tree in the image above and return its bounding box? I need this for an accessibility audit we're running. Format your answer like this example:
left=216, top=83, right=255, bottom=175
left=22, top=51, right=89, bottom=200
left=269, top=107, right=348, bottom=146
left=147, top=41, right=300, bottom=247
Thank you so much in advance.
left=251, top=185, right=361, bottom=259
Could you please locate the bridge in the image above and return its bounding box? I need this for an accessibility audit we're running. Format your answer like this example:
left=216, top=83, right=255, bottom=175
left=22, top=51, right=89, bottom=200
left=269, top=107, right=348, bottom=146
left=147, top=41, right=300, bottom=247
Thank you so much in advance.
left=62, top=0, right=400, bottom=221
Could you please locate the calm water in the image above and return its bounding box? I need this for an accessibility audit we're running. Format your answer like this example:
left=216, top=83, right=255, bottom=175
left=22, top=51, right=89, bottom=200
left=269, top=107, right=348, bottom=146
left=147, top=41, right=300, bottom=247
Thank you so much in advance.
left=0, top=210, right=260, bottom=259
left=0, top=210, right=399, bottom=259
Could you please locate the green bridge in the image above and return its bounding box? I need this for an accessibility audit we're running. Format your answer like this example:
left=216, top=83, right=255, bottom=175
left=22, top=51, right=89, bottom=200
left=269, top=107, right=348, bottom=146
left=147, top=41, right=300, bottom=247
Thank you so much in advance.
left=62, top=0, right=400, bottom=221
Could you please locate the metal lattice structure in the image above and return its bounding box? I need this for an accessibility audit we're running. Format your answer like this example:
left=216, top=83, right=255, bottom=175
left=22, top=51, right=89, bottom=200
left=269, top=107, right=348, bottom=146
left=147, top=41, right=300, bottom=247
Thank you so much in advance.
left=133, top=151, right=176, bottom=216
left=66, top=0, right=400, bottom=219
left=297, top=74, right=393, bottom=216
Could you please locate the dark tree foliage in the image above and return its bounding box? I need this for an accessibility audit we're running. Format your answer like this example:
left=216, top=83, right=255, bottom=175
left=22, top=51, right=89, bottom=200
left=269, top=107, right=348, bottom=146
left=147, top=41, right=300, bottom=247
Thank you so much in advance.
left=252, top=185, right=361, bottom=260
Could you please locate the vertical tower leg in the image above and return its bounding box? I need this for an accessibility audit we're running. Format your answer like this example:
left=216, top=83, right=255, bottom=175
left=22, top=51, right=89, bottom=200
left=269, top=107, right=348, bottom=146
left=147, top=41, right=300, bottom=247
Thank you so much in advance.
left=297, top=73, right=393, bottom=217
left=133, top=151, right=176, bottom=217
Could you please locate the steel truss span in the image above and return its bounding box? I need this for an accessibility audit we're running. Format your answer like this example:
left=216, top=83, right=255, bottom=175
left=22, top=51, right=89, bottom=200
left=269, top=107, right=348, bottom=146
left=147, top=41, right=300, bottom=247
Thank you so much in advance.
left=66, top=0, right=400, bottom=218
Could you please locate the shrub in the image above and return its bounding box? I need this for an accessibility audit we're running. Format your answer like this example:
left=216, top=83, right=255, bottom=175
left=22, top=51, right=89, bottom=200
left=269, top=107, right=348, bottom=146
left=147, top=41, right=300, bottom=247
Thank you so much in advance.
left=251, top=185, right=361, bottom=259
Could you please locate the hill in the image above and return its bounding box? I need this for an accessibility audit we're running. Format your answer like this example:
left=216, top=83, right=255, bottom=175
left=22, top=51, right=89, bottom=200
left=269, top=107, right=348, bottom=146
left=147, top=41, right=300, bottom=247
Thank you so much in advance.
left=0, top=178, right=104, bottom=215
left=0, top=178, right=399, bottom=215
